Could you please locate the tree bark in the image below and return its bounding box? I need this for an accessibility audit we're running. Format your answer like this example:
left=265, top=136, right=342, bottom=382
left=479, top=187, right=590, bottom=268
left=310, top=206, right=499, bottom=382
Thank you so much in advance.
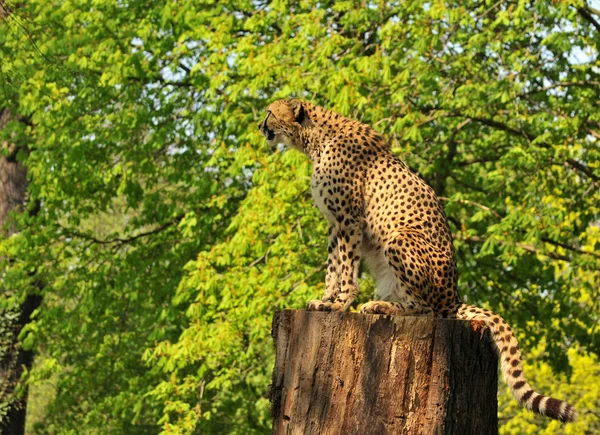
left=270, top=311, right=498, bottom=435
left=0, top=106, right=40, bottom=435
left=0, top=109, right=28, bottom=230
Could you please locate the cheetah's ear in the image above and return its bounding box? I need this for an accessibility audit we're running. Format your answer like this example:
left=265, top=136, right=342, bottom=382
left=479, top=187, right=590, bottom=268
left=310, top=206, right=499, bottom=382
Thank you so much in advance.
left=289, top=99, right=306, bottom=124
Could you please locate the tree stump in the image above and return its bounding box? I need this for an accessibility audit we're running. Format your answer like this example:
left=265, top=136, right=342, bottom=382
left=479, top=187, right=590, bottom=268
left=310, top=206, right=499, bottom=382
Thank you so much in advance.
left=270, top=310, right=498, bottom=435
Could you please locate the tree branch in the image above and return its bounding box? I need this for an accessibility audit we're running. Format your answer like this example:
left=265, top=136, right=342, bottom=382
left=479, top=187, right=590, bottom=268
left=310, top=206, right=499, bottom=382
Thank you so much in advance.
left=541, top=237, right=600, bottom=260
left=517, top=242, right=572, bottom=262
left=60, top=215, right=184, bottom=246
left=524, top=80, right=600, bottom=96
left=439, top=196, right=503, bottom=220
left=578, top=7, right=600, bottom=33
left=565, top=158, right=600, bottom=183
left=469, top=116, right=533, bottom=141
left=587, top=128, right=600, bottom=140
left=462, top=235, right=572, bottom=262
left=464, top=116, right=599, bottom=183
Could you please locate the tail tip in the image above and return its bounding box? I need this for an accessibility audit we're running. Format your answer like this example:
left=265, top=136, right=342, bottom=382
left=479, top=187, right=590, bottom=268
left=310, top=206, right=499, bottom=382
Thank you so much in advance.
left=542, top=397, right=577, bottom=423
left=561, top=405, right=577, bottom=423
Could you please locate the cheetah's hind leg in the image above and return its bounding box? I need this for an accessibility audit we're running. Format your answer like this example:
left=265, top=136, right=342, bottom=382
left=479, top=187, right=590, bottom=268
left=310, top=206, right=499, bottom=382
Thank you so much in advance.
left=359, top=300, right=434, bottom=317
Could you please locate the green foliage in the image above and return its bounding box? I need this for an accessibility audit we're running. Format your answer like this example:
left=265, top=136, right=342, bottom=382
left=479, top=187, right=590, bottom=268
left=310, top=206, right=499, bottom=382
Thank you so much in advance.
left=0, top=0, right=599, bottom=434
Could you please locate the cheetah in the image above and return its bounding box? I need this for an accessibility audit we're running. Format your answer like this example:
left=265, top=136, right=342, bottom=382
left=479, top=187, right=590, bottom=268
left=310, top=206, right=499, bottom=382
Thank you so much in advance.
left=259, top=98, right=577, bottom=423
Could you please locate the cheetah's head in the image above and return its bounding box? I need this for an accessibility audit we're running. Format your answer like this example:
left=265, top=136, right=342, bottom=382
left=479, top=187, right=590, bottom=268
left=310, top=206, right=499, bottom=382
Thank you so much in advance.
left=258, top=99, right=307, bottom=151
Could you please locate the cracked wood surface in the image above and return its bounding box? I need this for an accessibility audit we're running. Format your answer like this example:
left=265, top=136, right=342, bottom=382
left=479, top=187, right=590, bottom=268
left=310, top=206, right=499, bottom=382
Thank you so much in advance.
left=271, top=310, right=498, bottom=435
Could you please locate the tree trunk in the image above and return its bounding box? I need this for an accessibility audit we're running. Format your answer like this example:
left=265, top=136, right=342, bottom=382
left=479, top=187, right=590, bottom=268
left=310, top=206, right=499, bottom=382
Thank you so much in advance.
left=0, top=106, right=39, bottom=435
left=0, top=110, right=28, bottom=231
left=270, top=310, right=498, bottom=435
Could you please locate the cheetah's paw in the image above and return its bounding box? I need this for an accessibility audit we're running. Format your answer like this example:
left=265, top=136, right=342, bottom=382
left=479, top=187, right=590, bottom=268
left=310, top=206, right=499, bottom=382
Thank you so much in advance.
left=307, top=300, right=334, bottom=311
left=359, top=301, right=397, bottom=315
left=307, top=299, right=349, bottom=312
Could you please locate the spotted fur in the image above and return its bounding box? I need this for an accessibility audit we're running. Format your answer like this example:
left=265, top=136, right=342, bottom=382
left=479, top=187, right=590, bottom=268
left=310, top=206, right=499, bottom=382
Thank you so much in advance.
left=259, top=99, right=577, bottom=423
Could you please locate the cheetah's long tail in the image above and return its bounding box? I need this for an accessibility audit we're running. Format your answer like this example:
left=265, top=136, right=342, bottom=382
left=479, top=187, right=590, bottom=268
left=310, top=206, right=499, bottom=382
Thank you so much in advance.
left=454, top=303, right=577, bottom=423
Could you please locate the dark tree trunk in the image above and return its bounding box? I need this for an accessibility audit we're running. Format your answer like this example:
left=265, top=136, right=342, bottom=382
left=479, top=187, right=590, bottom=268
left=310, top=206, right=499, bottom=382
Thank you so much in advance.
left=0, top=106, right=40, bottom=434
left=270, top=311, right=498, bottom=435
left=0, top=110, right=28, bottom=230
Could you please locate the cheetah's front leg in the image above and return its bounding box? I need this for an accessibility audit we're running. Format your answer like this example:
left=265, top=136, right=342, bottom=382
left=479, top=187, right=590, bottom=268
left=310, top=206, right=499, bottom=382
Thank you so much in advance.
left=307, top=221, right=362, bottom=312
left=307, top=224, right=340, bottom=311
left=322, top=225, right=341, bottom=296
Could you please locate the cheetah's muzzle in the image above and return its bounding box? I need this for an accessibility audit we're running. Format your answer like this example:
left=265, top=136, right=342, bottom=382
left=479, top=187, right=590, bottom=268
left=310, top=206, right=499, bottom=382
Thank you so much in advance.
left=259, top=113, right=275, bottom=141
left=264, top=127, right=274, bottom=141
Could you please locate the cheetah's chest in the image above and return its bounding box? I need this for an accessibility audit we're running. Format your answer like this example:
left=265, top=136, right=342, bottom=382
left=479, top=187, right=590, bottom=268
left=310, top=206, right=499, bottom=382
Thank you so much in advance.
left=311, top=173, right=336, bottom=224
